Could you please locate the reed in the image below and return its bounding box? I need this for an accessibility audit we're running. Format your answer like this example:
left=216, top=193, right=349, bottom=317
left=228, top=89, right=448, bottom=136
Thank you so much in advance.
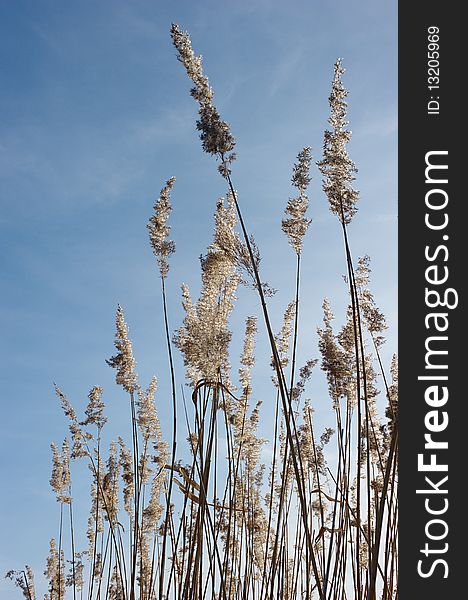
left=7, top=24, right=397, bottom=600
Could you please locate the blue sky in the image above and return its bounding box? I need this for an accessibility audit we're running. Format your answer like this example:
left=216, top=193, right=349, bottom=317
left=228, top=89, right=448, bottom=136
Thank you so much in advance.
left=0, top=0, right=396, bottom=595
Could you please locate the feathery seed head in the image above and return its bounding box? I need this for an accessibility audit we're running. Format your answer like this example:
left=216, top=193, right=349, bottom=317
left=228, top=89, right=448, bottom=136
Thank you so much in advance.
left=147, top=176, right=176, bottom=278
left=44, top=538, right=65, bottom=600
left=101, top=441, right=120, bottom=523
left=275, top=300, right=296, bottom=362
left=5, top=567, right=37, bottom=600
left=282, top=147, right=313, bottom=254
left=54, top=384, right=77, bottom=422
left=54, top=385, right=89, bottom=458
left=170, top=23, right=236, bottom=158
left=137, top=376, right=160, bottom=441
left=317, top=59, right=359, bottom=224
left=291, top=358, right=318, bottom=402
left=355, top=256, right=388, bottom=343
left=174, top=194, right=240, bottom=387
left=106, top=305, right=137, bottom=394
left=239, top=316, right=257, bottom=398
left=49, top=439, right=71, bottom=503
left=317, top=299, right=354, bottom=407
left=292, top=146, right=312, bottom=190
left=82, top=385, right=106, bottom=430
left=142, top=472, right=166, bottom=533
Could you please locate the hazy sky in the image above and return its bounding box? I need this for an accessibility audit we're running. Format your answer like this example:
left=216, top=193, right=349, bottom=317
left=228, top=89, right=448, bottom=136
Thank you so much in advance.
left=0, top=1, right=396, bottom=596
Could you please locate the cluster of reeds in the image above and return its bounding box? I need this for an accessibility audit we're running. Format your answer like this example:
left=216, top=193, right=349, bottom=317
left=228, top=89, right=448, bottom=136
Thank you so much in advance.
left=7, top=24, right=398, bottom=600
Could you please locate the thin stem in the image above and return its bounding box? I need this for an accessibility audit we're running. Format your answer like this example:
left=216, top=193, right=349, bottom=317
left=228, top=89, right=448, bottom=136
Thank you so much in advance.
left=159, top=275, right=178, bottom=600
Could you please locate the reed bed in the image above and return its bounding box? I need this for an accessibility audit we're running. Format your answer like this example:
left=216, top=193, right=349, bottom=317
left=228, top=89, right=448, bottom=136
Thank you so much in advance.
left=7, top=24, right=398, bottom=600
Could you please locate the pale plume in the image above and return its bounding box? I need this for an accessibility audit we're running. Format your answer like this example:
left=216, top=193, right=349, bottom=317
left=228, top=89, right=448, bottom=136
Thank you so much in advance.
left=106, top=305, right=138, bottom=394
left=282, top=147, right=313, bottom=254
left=147, top=176, right=176, bottom=278
left=317, top=59, right=359, bottom=224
